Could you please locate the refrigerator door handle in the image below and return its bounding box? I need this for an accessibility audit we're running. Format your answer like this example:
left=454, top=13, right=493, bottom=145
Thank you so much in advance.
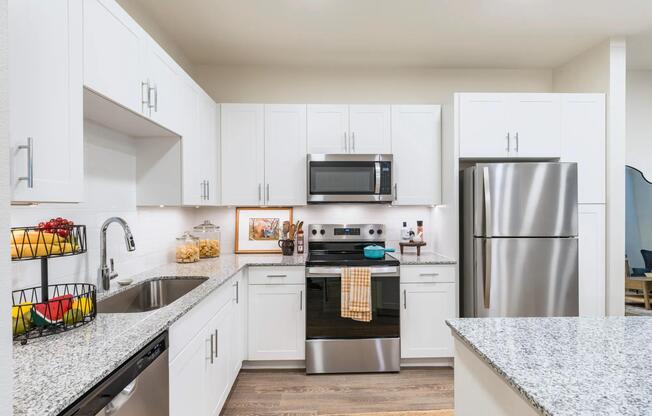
left=484, top=239, right=492, bottom=308
left=483, top=166, right=492, bottom=237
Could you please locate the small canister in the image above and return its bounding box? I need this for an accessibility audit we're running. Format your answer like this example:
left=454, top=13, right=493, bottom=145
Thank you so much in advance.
left=191, top=220, right=221, bottom=258
left=176, top=232, right=200, bottom=263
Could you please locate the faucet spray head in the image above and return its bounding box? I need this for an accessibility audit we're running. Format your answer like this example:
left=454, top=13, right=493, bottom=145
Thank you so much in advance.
left=124, top=227, right=136, bottom=251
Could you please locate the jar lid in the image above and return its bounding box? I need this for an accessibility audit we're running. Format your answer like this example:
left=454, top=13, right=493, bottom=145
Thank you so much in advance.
left=177, top=231, right=199, bottom=241
left=193, top=220, right=220, bottom=233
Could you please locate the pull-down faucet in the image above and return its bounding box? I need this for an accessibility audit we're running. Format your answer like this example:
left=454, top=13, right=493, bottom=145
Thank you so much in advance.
left=98, top=217, right=136, bottom=291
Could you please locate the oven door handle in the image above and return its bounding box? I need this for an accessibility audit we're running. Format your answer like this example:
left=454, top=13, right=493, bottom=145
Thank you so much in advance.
left=306, top=266, right=399, bottom=276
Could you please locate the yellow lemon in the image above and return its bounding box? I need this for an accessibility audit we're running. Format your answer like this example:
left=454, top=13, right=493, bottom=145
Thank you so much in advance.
left=72, top=298, right=94, bottom=316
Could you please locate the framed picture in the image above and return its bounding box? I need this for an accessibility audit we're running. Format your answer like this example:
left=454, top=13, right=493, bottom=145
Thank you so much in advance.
left=235, top=207, right=294, bottom=254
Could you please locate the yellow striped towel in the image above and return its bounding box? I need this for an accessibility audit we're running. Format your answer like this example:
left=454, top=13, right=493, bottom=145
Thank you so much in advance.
left=341, top=267, right=372, bottom=322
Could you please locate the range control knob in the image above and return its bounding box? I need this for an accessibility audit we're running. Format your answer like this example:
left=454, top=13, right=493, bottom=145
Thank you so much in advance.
left=311, top=229, right=317, bottom=235
left=377, top=229, right=383, bottom=235
left=320, top=229, right=326, bottom=235
left=368, top=229, right=375, bottom=235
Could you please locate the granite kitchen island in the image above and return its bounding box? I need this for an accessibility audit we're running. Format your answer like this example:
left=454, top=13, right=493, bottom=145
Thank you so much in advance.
left=447, top=317, right=652, bottom=416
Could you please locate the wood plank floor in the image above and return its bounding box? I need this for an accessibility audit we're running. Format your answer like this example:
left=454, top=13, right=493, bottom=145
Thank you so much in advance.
left=221, top=368, right=454, bottom=416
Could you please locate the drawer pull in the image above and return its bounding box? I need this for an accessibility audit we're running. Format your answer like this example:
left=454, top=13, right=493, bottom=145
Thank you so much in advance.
left=419, top=273, right=440, bottom=277
left=210, top=333, right=214, bottom=364
left=266, top=274, right=287, bottom=278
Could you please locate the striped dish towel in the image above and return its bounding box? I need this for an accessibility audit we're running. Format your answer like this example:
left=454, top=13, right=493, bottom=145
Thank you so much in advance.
left=341, top=267, right=372, bottom=322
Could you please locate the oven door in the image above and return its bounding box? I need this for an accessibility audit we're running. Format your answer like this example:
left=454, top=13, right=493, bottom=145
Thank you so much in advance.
left=307, top=154, right=393, bottom=203
left=305, top=266, right=400, bottom=339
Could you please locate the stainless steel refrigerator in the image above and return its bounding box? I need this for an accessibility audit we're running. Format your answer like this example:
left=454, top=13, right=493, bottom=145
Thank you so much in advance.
left=461, top=162, right=579, bottom=318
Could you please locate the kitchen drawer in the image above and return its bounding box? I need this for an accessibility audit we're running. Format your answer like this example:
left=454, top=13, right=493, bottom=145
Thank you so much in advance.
left=248, top=266, right=305, bottom=285
left=400, top=265, right=455, bottom=284
left=169, top=277, right=233, bottom=361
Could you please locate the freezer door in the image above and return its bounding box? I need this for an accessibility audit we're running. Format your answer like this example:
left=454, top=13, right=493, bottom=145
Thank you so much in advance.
left=473, top=237, right=578, bottom=317
left=473, top=162, right=578, bottom=237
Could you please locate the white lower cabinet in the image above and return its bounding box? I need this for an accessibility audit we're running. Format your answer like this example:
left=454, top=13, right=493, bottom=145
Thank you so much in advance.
left=248, top=281, right=305, bottom=361
left=169, top=272, right=244, bottom=416
left=578, top=204, right=606, bottom=317
left=400, top=266, right=456, bottom=359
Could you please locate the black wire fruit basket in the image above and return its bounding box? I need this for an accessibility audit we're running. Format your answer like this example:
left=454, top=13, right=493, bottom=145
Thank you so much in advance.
left=10, top=224, right=95, bottom=344
left=12, top=283, right=96, bottom=344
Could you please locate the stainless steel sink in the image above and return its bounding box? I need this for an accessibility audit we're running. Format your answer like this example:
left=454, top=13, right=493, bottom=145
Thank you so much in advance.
left=97, top=277, right=208, bottom=313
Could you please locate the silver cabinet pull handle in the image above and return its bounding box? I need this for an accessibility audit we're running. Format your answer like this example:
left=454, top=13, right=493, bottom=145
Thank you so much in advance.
left=352, top=132, right=356, bottom=152
left=233, top=281, right=239, bottom=304
left=200, top=181, right=205, bottom=200
left=299, top=290, right=303, bottom=311
left=515, top=132, right=519, bottom=152
left=153, top=86, right=158, bottom=112
left=17, top=137, right=33, bottom=188
left=141, top=81, right=150, bottom=113
left=258, top=184, right=262, bottom=203
left=210, top=333, right=214, bottom=364
left=344, top=132, right=348, bottom=152
left=394, top=183, right=398, bottom=201
left=267, top=274, right=287, bottom=278
left=215, top=329, right=220, bottom=358
left=419, top=272, right=440, bottom=277
left=206, top=180, right=210, bottom=200
left=147, top=84, right=156, bottom=112
left=266, top=184, right=270, bottom=204
left=403, top=289, right=407, bottom=309
left=505, top=132, right=510, bottom=152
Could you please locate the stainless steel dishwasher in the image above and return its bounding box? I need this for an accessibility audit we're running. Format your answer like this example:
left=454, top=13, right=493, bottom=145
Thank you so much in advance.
left=61, top=332, right=168, bottom=416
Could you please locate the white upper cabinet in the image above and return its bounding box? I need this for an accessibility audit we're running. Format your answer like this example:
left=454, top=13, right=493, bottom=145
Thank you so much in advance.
left=143, top=42, right=182, bottom=134
left=391, top=105, right=441, bottom=205
left=198, top=96, right=219, bottom=205
left=9, top=0, right=84, bottom=203
left=264, top=105, right=307, bottom=206
left=458, top=93, right=562, bottom=159
left=307, top=105, right=349, bottom=154
left=83, top=0, right=144, bottom=114
left=349, top=105, right=391, bottom=154
left=560, top=94, right=606, bottom=204
left=220, top=104, right=265, bottom=206
left=510, top=94, right=561, bottom=157
left=307, top=105, right=391, bottom=154
left=178, top=81, right=201, bottom=206
left=458, top=93, right=511, bottom=158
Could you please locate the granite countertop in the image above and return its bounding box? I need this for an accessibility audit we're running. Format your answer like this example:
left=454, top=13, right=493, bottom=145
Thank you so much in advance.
left=13, top=253, right=305, bottom=416
left=447, top=317, right=652, bottom=416
left=389, top=251, right=456, bottom=265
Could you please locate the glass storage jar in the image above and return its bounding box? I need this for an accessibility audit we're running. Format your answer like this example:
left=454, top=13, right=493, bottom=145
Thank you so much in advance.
left=176, top=232, right=200, bottom=263
left=191, top=220, right=221, bottom=258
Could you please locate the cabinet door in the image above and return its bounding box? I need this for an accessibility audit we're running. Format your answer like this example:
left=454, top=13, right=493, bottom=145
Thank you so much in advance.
left=264, top=105, right=307, bottom=206
left=178, top=81, right=202, bottom=206
left=400, top=283, right=455, bottom=358
left=145, top=43, right=182, bottom=134
left=560, top=94, right=606, bottom=204
left=578, top=204, right=606, bottom=317
left=10, top=0, right=83, bottom=203
left=307, top=105, right=349, bottom=154
left=509, top=94, right=561, bottom=158
left=199, top=93, right=219, bottom=205
left=391, top=105, right=441, bottom=205
left=169, top=326, right=210, bottom=416
left=221, top=104, right=265, bottom=205
left=83, top=0, right=144, bottom=114
left=205, top=302, right=233, bottom=416
left=248, top=284, right=305, bottom=360
left=349, top=105, right=391, bottom=154
left=458, top=93, right=510, bottom=158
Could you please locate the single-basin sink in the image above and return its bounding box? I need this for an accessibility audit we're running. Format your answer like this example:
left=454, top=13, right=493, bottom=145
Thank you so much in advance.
left=97, top=277, right=208, bottom=313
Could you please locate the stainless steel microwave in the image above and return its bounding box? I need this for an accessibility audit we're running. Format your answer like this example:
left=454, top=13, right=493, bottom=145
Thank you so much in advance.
left=307, top=154, right=393, bottom=203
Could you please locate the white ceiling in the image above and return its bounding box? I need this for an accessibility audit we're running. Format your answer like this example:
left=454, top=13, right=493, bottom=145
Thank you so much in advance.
left=127, top=0, right=652, bottom=68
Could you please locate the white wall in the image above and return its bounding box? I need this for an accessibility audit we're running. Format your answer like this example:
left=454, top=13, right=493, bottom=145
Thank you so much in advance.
left=10, top=121, right=196, bottom=289
left=626, top=70, right=652, bottom=179
left=553, top=38, right=627, bottom=316
left=0, top=0, right=12, bottom=413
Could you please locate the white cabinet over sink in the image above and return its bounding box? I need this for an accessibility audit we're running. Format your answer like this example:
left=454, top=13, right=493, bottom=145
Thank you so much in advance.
left=307, top=105, right=391, bottom=154
left=9, top=0, right=84, bottom=203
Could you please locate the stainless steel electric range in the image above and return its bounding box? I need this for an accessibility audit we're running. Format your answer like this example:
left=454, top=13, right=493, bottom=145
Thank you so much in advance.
left=305, top=224, right=400, bottom=374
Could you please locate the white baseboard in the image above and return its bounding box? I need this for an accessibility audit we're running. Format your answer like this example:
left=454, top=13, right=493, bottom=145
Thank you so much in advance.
left=401, top=357, right=454, bottom=367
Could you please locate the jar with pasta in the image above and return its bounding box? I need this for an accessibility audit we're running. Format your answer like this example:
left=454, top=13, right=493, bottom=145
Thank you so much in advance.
left=191, top=220, right=221, bottom=258
left=175, top=232, right=200, bottom=263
